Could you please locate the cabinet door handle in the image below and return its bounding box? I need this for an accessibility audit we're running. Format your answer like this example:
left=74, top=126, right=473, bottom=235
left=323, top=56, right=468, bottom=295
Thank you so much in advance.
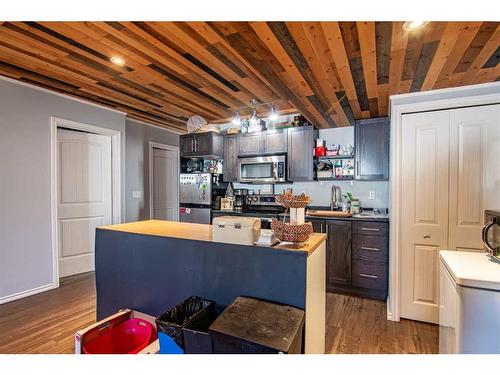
left=360, top=273, right=378, bottom=279
left=361, top=227, right=380, bottom=232
left=360, top=246, right=380, bottom=251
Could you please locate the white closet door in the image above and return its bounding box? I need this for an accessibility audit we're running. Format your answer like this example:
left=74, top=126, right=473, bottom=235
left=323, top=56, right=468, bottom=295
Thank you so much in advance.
left=401, top=110, right=450, bottom=324
left=57, top=128, right=112, bottom=277
left=152, top=147, right=178, bottom=221
left=448, top=104, right=500, bottom=252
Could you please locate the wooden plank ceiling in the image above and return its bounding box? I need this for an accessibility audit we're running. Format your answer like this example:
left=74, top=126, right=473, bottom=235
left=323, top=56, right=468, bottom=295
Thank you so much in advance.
left=0, top=21, right=498, bottom=131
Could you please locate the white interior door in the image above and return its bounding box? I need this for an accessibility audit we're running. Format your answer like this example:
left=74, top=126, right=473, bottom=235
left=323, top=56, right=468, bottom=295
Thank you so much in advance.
left=152, top=147, right=179, bottom=221
left=448, top=104, right=500, bottom=252
left=57, top=128, right=112, bottom=277
left=400, top=110, right=450, bottom=324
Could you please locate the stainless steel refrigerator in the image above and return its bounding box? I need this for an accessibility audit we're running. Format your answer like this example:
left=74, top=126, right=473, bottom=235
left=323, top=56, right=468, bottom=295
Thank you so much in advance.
left=179, top=173, right=213, bottom=224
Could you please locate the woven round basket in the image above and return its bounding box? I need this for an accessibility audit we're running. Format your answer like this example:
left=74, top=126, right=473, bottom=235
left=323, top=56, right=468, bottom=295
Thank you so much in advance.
left=271, top=219, right=313, bottom=243
left=276, top=193, right=311, bottom=209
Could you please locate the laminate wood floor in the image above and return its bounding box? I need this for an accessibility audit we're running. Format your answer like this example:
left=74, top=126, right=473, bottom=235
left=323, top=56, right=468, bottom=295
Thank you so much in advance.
left=325, top=293, right=438, bottom=354
left=0, top=272, right=95, bottom=354
left=0, top=272, right=438, bottom=354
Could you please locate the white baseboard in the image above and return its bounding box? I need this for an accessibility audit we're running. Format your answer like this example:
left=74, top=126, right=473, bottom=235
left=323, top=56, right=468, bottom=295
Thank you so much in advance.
left=0, top=282, right=59, bottom=305
left=386, top=306, right=399, bottom=321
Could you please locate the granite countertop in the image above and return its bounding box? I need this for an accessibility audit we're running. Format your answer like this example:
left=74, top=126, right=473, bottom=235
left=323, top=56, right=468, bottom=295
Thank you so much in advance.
left=214, top=207, right=389, bottom=222
left=99, top=220, right=326, bottom=256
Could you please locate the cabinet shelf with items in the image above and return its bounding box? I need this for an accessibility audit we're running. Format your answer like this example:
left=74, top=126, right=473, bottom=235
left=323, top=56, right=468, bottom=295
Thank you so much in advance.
left=315, top=156, right=355, bottom=180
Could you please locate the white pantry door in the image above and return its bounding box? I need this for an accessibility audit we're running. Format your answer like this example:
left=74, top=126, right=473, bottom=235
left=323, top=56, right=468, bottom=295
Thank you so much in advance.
left=448, top=104, right=500, bottom=252
left=152, top=147, right=178, bottom=221
left=57, top=128, right=112, bottom=277
left=400, top=110, right=450, bottom=324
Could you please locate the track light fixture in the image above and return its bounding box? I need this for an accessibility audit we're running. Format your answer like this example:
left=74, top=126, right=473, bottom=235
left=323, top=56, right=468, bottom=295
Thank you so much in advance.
left=230, top=99, right=279, bottom=126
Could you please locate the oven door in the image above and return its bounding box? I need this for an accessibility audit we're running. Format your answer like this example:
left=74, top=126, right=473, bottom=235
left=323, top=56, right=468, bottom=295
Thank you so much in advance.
left=237, top=156, right=285, bottom=183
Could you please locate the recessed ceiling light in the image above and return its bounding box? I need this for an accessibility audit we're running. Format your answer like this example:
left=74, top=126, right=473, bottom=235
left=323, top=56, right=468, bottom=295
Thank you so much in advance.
left=110, top=56, right=126, bottom=66
left=403, top=21, right=429, bottom=31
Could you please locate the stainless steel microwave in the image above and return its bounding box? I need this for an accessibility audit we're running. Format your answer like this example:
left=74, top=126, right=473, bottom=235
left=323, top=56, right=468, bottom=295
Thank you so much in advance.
left=483, top=210, right=500, bottom=263
left=237, top=155, right=286, bottom=184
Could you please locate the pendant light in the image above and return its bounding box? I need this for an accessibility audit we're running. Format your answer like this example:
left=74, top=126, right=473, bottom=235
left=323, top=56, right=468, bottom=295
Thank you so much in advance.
left=231, top=112, right=241, bottom=126
left=249, top=109, right=259, bottom=125
left=269, top=106, right=279, bottom=121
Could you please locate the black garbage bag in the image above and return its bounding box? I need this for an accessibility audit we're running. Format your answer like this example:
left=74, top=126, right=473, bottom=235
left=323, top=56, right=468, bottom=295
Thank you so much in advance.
left=155, top=296, right=214, bottom=349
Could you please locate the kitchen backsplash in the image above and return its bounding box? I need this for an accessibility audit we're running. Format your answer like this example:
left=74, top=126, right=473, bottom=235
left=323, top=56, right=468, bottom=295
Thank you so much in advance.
left=233, top=180, right=389, bottom=209
left=233, top=125, right=389, bottom=209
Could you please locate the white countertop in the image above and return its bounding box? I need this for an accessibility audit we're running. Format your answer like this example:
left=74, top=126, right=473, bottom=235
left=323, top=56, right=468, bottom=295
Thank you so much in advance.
left=440, top=250, right=500, bottom=291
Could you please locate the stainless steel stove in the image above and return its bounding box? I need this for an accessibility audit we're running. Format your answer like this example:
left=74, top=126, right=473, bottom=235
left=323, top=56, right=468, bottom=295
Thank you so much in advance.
left=212, top=194, right=285, bottom=229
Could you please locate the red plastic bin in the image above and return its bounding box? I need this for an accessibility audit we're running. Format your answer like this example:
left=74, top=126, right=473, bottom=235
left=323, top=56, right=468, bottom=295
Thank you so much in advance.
left=83, top=318, right=157, bottom=354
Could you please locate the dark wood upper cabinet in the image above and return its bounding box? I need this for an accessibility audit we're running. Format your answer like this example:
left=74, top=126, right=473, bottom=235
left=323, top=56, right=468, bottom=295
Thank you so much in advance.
left=326, top=221, right=352, bottom=287
left=287, top=126, right=316, bottom=181
left=354, top=117, right=390, bottom=181
left=180, top=132, right=223, bottom=158
left=238, top=129, right=288, bottom=157
left=180, top=134, right=196, bottom=157
left=222, top=134, right=239, bottom=182
left=238, top=132, right=263, bottom=156
left=262, top=129, right=287, bottom=154
left=195, top=132, right=213, bottom=155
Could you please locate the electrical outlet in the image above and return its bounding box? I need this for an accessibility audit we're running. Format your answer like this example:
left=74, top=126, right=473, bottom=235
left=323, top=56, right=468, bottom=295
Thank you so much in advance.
left=369, top=191, right=376, bottom=200
left=132, top=190, right=142, bottom=199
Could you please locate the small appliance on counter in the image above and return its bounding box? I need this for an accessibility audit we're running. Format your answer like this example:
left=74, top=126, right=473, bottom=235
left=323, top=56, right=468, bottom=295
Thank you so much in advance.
left=233, top=188, right=248, bottom=211
left=212, top=216, right=261, bottom=246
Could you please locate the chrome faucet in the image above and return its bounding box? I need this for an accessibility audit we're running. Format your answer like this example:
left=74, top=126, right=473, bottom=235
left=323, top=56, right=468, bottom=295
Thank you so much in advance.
left=330, top=185, right=342, bottom=210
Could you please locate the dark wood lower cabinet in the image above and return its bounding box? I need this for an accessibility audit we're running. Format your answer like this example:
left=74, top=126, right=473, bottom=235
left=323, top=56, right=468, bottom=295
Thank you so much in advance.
left=326, top=221, right=351, bottom=286
left=321, top=219, right=389, bottom=300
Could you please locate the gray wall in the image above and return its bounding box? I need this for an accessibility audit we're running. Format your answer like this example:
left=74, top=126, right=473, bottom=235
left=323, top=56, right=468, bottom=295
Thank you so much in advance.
left=0, top=78, right=126, bottom=301
left=0, top=79, right=179, bottom=303
left=125, top=119, right=179, bottom=222
left=235, top=126, right=390, bottom=209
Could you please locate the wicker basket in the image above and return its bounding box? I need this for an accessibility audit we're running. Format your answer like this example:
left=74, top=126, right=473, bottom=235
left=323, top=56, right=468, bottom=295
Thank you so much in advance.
left=271, top=219, right=313, bottom=243
left=276, top=193, right=311, bottom=209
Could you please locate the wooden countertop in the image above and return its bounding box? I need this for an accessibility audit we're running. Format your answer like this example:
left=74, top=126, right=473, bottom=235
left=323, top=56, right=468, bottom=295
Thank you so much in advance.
left=99, top=220, right=326, bottom=256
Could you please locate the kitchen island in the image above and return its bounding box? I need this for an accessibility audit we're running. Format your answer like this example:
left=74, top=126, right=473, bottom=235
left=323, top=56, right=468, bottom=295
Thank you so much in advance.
left=95, top=220, right=326, bottom=354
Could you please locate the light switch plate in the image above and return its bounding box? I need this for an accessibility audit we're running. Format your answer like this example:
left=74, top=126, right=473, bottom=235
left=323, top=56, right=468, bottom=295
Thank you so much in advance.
left=369, top=191, right=376, bottom=200
left=132, top=190, right=142, bottom=199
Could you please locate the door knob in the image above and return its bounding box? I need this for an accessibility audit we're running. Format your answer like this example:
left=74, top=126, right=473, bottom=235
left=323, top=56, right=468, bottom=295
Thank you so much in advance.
left=423, top=233, right=431, bottom=239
